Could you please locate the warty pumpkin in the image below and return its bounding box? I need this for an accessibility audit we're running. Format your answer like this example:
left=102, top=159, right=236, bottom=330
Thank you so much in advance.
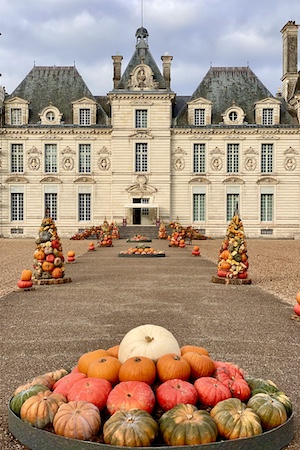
left=53, top=400, right=101, bottom=440
left=194, top=376, right=232, bottom=407
left=103, top=408, right=158, bottom=447
left=118, top=356, right=156, bottom=385
left=20, top=390, right=67, bottom=428
left=159, top=403, right=218, bottom=446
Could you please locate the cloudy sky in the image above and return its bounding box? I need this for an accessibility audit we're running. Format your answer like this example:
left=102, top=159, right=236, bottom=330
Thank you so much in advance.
left=1, top=0, right=300, bottom=97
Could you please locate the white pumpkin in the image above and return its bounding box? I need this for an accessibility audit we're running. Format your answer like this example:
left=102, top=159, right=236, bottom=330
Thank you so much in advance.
left=118, top=324, right=181, bottom=363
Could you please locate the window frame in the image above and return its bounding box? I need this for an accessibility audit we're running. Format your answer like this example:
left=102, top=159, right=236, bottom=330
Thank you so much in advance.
left=135, top=143, right=148, bottom=172
left=79, top=108, right=91, bottom=126
left=45, top=193, right=58, bottom=221
left=193, top=193, right=205, bottom=221
left=11, top=108, right=22, bottom=125
left=227, top=144, right=239, bottom=173
left=261, top=193, right=273, bottom=222
left=11, top=192, right=24, bottom=221
left=262, top=108, right=274, bottom=125
left=193, top=143, right=206, bottom=173
left=79, top=144, right=91, bottom=173
left=194, top=108, right=206, bottom=126
left=226, top=193, right=239, bottom=221
left=11, top=144, right=24, bottom=173
left=44, top=144, right=58, bottom=173
left=135, top=109, right=148, bottom=128
left=261, top=144, right=273, bottom=173
left=79, top=193, right=91, bottom=221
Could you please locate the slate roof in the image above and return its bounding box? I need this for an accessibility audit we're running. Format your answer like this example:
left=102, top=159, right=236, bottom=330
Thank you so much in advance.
left=175, top=66, right=296, bottom=126
left=7, top=66, right=108, bottom=125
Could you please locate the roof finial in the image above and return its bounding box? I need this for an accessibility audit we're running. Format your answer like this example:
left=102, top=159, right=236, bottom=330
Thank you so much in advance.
left=141, top=0, right=144, bottom=27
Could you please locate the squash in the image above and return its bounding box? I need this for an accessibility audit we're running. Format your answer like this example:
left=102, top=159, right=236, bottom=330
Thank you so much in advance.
left=34, top=250, right=45, bottom=261
left=53, top=372, right=87, bottom=397
left=294, top=303, right=300, bottom=316
left=159, top=403, right=218, bottom=445
left=67, top=377, right=112, bottom=410
left=67, top=250, right=75, bottom=258
left=247, top=393, right=287, bottom=430
left=194, top=377, right=232, bottom=407
left=20, top=390, right=67, bottom=428
left=51, top=267, right=63, bottom=279
left=118, top=324, right=180, bottom=363
left=181, top=352, right=215, bottom=378
left=53, top=400, right=101, bottom=440
left=43, top=368, right=69, bottom=382
left=42, top=261, right=55, bottom=272
left=87, top=356, right=121, bottom=385
left=10, top=384, right=48, bottom=416
left=118, top=356, right=156, bottom=385
left=106, top=344, right=120, bottom=358
left=210, top=398, right=263, bottom=439
left=214, top=365, right=250, bottom=402
left=77, top=348, right=110, bottom=374
left=156, top=354, right=191, bottom=382
left=180, top=345, right=209, bottom=357
left=156, top=379, right=198, bottom=411
left=18, top=280, right=33, bottom=289
left=103, top=408, right=158, bottom=447
left=106, top=380, right=155, bottom=415
left=20, top=269, right=32, bottom=281
left=14, top=374, right=55, bottom=395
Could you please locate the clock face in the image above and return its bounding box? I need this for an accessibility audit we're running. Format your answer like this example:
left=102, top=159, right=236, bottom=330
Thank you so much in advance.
left=229, top=111, right=238, bottom=121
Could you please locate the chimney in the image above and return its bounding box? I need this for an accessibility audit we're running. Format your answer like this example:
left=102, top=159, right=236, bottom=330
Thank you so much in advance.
left=112, top=54, right=123, bottom=89
left=161, top=53, right=173, bottom=89
left=281, top=21, right=299, bottom=101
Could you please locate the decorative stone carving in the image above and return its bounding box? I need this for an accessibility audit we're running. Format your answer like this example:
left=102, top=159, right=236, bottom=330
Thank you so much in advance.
left=244, top=157, right=257, bottom=171
left=62, top=156, right=74, bottom=171
left=284, top=156, right=296, bottom=171
left=28, top=156, right=41, bottom=171
left=210, top=146, right=224, bottom=155
left=126, top=174, right=157, bottom=194
left=61, top=146, right=76, bottom=155
left=128, top=64, right=158, bottom=90
left=173, top=157, right=185, bottom=170
left=98, top=157, right=110, bottom=170
left=210, top=157, right=223, bottom=170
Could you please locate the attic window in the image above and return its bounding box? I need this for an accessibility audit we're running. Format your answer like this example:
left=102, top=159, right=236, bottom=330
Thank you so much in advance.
left=222, top=104, right=245, bottom=125
left=229, top=111, right=238, bottom=122
left=46, top=111, right=56, bottom=122
left=79, top=108, right=91, bottom=125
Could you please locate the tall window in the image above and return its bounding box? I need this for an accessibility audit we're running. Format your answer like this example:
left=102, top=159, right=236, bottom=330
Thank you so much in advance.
left=79, top=193, right=91, bottom=221
left=227, top=144, right=239, bottom=173
left=11, top=193, right=24, bottom=221
left=79, top=109, right=91, bottom=125
left=261, top=194, right=273, bottom=221
left=11, top=144, right=24, bottom=173
left=193, top=144, right=206, bottom=173
left=45, top=193, right=57, bottom=220
left=141, top=198, right=149, bottom=216
left=79, top=144, right=91, bottom=173
left=262, top=108, right=273, bottom=125
left=227, top=193, right=239, bottom=221
left=45, top=144, right=57, bottom=173
left=135, top=143, right=148, bottom=172
left=193, top=193, right=205, bottom=221
left=11, top=108, right=22, bottom=125
left=261, top=144, right=273, bottom=173
left=194, top=109, right=205, bottom=126
left=135, top=110, right=148, bottom=128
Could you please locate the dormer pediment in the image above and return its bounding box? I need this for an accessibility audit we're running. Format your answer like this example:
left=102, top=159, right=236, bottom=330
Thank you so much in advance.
left=187, top=97, right=212, bottom=106
left=72, top=97, right=97, bottom=106
left=5, top=96, right=29, bottom=105
left=255, top=97, right=281, bottom=106
left=4, top=97, right=29, bottom=125
left=254, top=97, right=281, bottom=125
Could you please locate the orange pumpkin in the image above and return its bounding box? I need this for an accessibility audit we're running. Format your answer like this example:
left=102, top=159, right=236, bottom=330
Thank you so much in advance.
left=193, top=245, right=200, bottom=252
left=295, top=291, right=300, bottom=304
left=118, top=356, right=156, bottom=385
left=156, top=354, right=191, bottom=382
left=21, top=269, right=32, bottom=281
left=106, top=344, right=120, bottom=358
left=42, top=261, right=55, bottom=272
left=220, top=250, right=230, bottom=260
left=180, top=345, right=210, bottom=357
left=20, top=390, right=67, bottom=429
left=182, top=352, right=215, bottom=378
left=51, top=267, right=63, bottom=279
left=78, top=349, right=110, bottom=375
left=87, top=356, right=121, bottom=385
left=67, top=250, right=75, bottom=257
left=220, top=261, right=231, bottom=270
left=34, top=250, right=45, bottom=261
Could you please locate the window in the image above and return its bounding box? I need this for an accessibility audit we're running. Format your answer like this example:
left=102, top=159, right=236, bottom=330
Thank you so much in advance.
left=227, top=144, right=239, bottom=173
left=45, top=193, right=57, bottom=220
left=261, top=194, right=273, bottom=221
left=45, top=144, right=57, bottom=173
left=11, top=144, right=24, bottom=173
left=11, top=108, right=22, bottom=125
left=79, top=193, right=91, bottom=221
left=227, top=193, right=239, bottom=221
left=135, top=143, right=148, bottom=172
left=229, top=111, right=238, bottom=122
left=79, top=109, right=91, bottom=125
left=46, top=111, right=56, bottom=122
left=11, top=193, right=24, bottom=221
left=193, top=144, right=206, bottom=173
left=194, top=109, right=205, bottom=126
left=261, top=144, right=273, bottom=173
left=141, top=198, right=149, bottom=216
left=79, top=144, right=91, bottom=173
left=193, top=193, right=205, bottom=221
left=262, top=108, right=273, bottom=125
left=135, top=110, right=148, bottom=128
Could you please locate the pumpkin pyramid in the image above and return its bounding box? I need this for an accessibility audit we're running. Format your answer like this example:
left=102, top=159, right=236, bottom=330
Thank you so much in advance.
left=32, top=215, right=66, bottom=282
left=217, top=212, right=249, bottom=280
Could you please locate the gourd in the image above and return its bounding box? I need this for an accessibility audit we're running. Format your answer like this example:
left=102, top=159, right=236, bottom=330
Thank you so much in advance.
left=159, top=403, right=218, bottom=445
left=118, top=356, right=156, bottom=385
left=53, top=400, right=101, bottom=440
left=194, top=376, right=232, bottom=407
left=181, top=352, right=215, bottom=378
left=87, top=356, right=122, bottom=385
left=103, top=408, right=158, bottom=447
left=247, top=393, right=288, bottom=429
left=20, top=390, right=67, bottom=428
left=118, top=324, right=180, bottom=363
left=156, top=353, right=191, bottom=382
left=42, top=261, right=55, bottom=272
left=106, top=380, right=155, bottom=415
left=156, top=379, right=198, bottom=411
left=210, top=398, right=263, bottom=439
left=77, top=348, right=110, bottom=374
left=10, top=384, right=49, bottom=416
left=51, top=267, right=63, bottom=279
left=52, top=372, right=87, bottom=397
left=67, top=377, right=112, bottom=411
left=20, top=270, right=32, bottom=281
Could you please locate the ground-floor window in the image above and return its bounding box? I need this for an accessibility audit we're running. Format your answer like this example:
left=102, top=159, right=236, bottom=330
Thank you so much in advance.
left=227, top=193, right=239, bottom=221
left=11, top=192, right=24, bottom=221
left=45, top=193, right=57, bottom=220
left=79, top=193, right=91, bottom=221
left=193, top=193, right=205, bottom=221
left=261, top=193, right=273, bottom=221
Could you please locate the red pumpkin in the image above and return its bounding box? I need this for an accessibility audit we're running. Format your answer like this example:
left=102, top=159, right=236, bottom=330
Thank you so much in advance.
left=53, top=372, right=87, bottom=397
left=194, top=377, right=232, bottom=407
left=214, top=365, right=250, bottom=402
left=238, top=271, right=248, bottom=279
left=217, top=269, right=228, bottom=278
left=294, top=303, right=300, bottom=316
left=106, top=380, right=155, bottom=415
left=156, top=379, right=198, bottom=411
left=51, top=239, right=60, bottom=249
left=46, top=254, right=55, bottom=263
left=67, top=377, right=112, bottom=411
left=18, top=280, right=33, bottom=289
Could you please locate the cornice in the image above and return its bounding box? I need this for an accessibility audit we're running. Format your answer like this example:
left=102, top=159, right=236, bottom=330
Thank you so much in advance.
left=171, top=127, right=300, bottom=136
left=108, top=92, right=175, bottom=101
left=1, top=128, right=112, bottom=137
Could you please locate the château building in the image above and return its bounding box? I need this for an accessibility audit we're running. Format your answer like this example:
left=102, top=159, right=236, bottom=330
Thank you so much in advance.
left=1, top=20, right=300, bottom=238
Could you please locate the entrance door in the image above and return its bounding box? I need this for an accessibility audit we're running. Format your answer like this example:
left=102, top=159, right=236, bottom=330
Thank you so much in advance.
left=132, top=198, right=141, bottom=224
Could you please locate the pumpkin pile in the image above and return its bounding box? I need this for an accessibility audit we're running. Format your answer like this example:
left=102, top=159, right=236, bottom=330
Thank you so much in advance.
left=99, top=234, right=113, bottom=247
left=158, top=222, right=168, bottom=239
left=127, top=235, right=151, bottom=242
left=217, top=213, right=249, bottom=279
left=119, top=245, right=165, bottom=256
left=17, top=269, right=33, bottom=289
left=32, top=217, right=65, bottom=281
left=10, top=324, right=292, bottom=446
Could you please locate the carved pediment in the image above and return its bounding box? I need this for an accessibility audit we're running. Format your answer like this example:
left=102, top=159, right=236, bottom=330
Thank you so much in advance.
left=6, top=176, right=28, bottom=183
left=284, top=146, right=299, bottom=155
left=40, top=176, right=62, bottom=183
left=257, top=177, right=279, bottom=185
left=126, top=174, right=157, bottom=194
left=129, top=130, right=154, bottom=139
left=74, top=176, right=95, bottom=184
left=189, top=177, right=211, bottom=184
left=223, top=177, right=244, bottom=185
left=128, top=64, right=159, bottom=91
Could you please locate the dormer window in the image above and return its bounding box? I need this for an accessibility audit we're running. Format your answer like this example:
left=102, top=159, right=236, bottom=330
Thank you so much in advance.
left=262, top=108, right=273, bottom=125
left=79, top=108, right=91, bottom=125
left=255, top=98, right=281, bottom=125
left=72, top=97, right=97, bottom=125
left=39, top=105, right=62, bottom=125
left=187, top=98, right=212, bottom=126
left=194, top=109, right=205, bottom=126
left=229, top=111, right=238, bottom=122
left=222, top=104, right=245, bottom=125
left=4, top=97, right=29, bottom=125
left=11, top=108, right=22, bottom=125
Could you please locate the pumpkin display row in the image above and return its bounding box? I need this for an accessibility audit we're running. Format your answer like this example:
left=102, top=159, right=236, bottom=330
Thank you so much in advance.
left=119, top=246, right=165, bottom=256
left=9, top=324, right=292, bottom=446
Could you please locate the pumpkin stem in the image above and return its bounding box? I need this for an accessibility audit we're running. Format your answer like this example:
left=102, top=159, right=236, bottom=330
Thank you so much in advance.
left=134, top=357, right=142, bottom=362
left=145, top=335, right=154, bottom=343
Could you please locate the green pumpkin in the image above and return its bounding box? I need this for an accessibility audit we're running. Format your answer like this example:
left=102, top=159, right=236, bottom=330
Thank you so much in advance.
left=210, top=398, right=262, bottom=440
left=246, top=376, right=279, bottom=394
left=10, top=384, right=48, bottom=416
left=159, top=403, right=218, bottom=446
left=103, top=409, right=158, bottom=447
left=247, top=393, right=287, bottom=430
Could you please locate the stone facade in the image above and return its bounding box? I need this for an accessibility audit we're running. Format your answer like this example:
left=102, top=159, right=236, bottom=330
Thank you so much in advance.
left=0, top=22, right=300, bottom=238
